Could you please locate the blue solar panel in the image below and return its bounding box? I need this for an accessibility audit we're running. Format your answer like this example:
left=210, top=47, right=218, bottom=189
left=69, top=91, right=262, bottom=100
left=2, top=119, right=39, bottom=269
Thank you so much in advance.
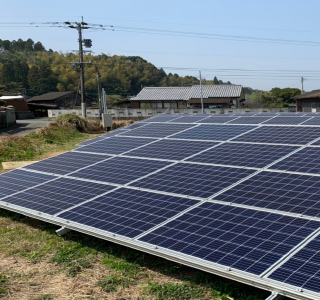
left=268, top=234, right=320, bottom=293
left=142, top=114, right=184, bottom=123
left=269, top=147, right=320, bottom=174
left=119, top=123, right=195, bottom=138
left=24, top=151, right=109, bottom=175
left=77, top=136, right=156, bottom=155
left=301, top=117, right=320, bottom=126
left=262, top=116, right=311, bottom=125
left=214, top=171, right=320, bottom=217
left=170, top=125, right=256, bottom=141
left=233, top=126, right=320, bottom=145
left=2, top=178, right=113, bottom=215
left=168, top=115, right=209, bottom=123
left=139, top=202, right=320, bottom=275
left=187, top=143, right=298, bottom=168
left=57, top=188, right=199, bottom=238
left=0, top=169, right=56, bottom=199
left=227, top=117, right=271, bottom=125
left=71, top=156, right=171, bottom=185
left=131, top=164, right=254, bottom=198
left=126, top=139, right=218, bottom=160
left=196, top=116, right=238, bottom=124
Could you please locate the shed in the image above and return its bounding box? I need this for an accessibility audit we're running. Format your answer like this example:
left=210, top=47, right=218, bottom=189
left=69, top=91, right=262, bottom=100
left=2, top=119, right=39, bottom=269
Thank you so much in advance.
left=293, top=90, right=320, bottom=112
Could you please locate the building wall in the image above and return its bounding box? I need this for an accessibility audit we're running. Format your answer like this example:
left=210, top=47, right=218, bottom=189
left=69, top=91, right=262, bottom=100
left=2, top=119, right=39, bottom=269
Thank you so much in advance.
left=296, top=98, right=320, bottom=112
left=5, top=99, right=29, bottom=111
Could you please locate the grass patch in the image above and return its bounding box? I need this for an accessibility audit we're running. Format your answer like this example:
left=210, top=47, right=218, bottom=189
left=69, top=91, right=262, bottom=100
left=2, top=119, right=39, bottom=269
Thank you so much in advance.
left=32, top=295, right=53, bottom=300
left=97, top=274, right=135, bottom=292
left=143, top=282, right=206, bottom=300
left=51, top=243, right=97, bottom=276
left=0, top=115, right=133, bottom=170
left=0, top=274, right=9, bottom=297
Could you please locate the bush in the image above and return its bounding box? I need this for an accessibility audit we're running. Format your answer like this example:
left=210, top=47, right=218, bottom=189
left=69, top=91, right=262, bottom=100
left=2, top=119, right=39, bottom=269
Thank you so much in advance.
left=54, top=114, right=103, bottom=133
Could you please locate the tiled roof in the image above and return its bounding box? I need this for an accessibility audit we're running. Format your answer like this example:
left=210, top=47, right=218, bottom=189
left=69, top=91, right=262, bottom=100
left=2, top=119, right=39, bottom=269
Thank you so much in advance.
left=293, top=90, right=320, bottom=100
left=131, top=85, right=243, bottom=101
left=27, top=91, right=73, bottom=102
left=189, top=85, right=243, bottom=99
left=131, top=87, right=191, bottom=101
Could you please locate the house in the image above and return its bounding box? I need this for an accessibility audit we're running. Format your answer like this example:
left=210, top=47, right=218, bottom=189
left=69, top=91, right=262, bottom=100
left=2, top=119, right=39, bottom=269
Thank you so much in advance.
left=26, top=91, right=91, bottom=117
left=0, top=95, right=29, bottom=112
left=129, top=85, right=245, bottom=109
left=293, top=90, right=320, bottom=112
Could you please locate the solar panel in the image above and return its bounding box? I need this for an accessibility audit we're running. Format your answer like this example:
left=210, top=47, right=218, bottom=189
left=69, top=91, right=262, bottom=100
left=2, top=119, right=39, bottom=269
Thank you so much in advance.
left=170, top=124, right=256, bottom=141
left=139, top=202, right=320, bottom=275
left=57, top=188, right=199, bottom=238
left=3, top=114, right=320, bottom=300
left=227, top=116, right=272, bottom=124
left=214, top=171, right=320, bottom=218
left=233, top=126, right=320, bottom=145
left=195, top=116, right=238, bottom=124
left=269, top=147, right=320, bottom=174
left=76, top=136, right=157, bottom=155
left=301, top=117, right=320, bottom=126
left=131, top=163, right=255, bottom=198
left=119, top=123, right=195, bottom=138
left=70, top=156, right=171, bottom=185
left=142, top=114, right=183, bottom=123
left=24, top=151, right=109, bottom=175
left=168, top=115, right=209, bottom=123
left=262, top=116, right=312, bottom=125
left=268, top=233, right=320, bottom=293
left=126, top=139, right=218, bottom=160
left=0, top=169, right=56, bottom=199
left=187, top=143, right=298, bottom=168
left=2, top=178, right=114, bottom=215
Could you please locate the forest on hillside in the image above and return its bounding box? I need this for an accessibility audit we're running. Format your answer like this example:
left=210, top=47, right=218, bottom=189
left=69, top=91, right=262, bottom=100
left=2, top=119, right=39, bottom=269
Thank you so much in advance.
left=0, top=39, right=301, bottom=107
left=0, top=38, right=232, bottom=98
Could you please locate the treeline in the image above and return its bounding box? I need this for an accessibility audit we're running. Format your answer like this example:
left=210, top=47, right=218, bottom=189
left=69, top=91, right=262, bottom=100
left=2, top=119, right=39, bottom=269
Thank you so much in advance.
left=0, top=39, right=233, bottom=98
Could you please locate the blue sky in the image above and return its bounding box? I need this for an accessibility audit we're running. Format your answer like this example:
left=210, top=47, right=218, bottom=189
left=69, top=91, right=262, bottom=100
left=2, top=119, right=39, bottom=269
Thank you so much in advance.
left=2, top=0, right=320, bottom=91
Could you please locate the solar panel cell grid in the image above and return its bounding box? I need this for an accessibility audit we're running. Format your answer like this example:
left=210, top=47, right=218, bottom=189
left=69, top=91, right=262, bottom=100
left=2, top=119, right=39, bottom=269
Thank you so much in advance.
left=131, top=164, right=254, bottom=198
left=126, top=139, right=218, bottom=160
left=24, top=151, right=109, bottom=175
left=2, top=178, right=113, bottom=215
left=195, top=116, right=238, bottom=124
left=139, top=202, right=320, bottom=275
left=171, top=125, right=255, bottom=141
left=0, top=169, right=56, bottom=199
left=187, top=143, right=298, bottom=168
left=119, top=123, right=195, bottom=137
left=269, top=234, right=320, bottom=293
left=77, top=136, right=156, bottom=155
left=168, top=115, right=209, bottom=123
left=262, top=116, right=312, bottom=125
left=269, top=147, right=320, bottom=174
left=214, top=171, right=320, bottom=218
left=233, top=126, right=320, bottom=145
left=57, top=188, right=199, bottom=238
left=71, top=156, right=171, bottom=185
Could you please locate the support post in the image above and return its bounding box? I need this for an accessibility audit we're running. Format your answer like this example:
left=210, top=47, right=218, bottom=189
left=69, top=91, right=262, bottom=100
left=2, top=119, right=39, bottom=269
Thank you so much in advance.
left=56, top=227, right=72, bottom=237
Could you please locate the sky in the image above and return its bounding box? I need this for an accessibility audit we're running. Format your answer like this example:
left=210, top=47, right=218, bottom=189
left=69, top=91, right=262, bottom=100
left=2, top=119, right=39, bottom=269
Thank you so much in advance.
left=2, top=0, right=320, bottom=92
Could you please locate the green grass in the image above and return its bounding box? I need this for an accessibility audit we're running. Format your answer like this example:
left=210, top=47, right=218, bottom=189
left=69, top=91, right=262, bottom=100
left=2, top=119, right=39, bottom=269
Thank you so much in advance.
left=32, top=295, right=53, bottom=300
left=0, top=274, right=9, bottom=297
left=143, top=282, right=206, bottom=300
left=0, top=209, right=274, bottom=300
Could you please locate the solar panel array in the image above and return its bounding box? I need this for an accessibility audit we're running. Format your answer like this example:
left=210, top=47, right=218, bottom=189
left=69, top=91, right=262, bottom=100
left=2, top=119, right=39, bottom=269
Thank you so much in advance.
left=2, top=112, right=320, bottom=300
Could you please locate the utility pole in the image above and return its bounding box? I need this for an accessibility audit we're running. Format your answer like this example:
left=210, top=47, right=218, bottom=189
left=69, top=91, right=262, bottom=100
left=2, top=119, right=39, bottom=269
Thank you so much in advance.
left=97, top=71, right=102, bottom=119
left=301, top=77, right=304, bottom=94
left=65, top=17, right=102, bottom=117
left=199, top=71, right=204, bottom=114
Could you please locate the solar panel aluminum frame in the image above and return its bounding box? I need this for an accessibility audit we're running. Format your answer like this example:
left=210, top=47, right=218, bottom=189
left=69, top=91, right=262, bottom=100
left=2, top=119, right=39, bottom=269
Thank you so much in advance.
left=0, top=198, right=318, bottom=300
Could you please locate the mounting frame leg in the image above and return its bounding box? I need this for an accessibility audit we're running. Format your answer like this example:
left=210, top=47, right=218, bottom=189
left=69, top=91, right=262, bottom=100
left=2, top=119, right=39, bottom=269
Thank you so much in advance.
left=265, top=292, right=284, bottom=300
left=56, top=227, right=71, bottom=237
